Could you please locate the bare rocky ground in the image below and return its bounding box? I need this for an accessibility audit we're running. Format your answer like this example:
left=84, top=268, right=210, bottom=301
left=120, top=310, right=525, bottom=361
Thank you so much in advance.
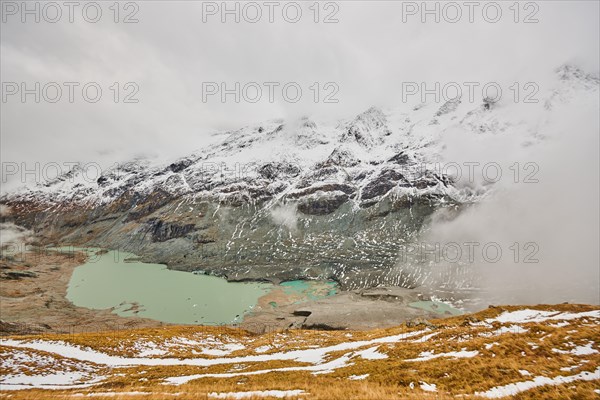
left=243, top=287, right=447, bottom=332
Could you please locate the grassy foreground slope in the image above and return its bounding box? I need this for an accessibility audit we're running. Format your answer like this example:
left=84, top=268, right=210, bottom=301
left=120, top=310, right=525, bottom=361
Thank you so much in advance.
left=1, top=304, right=598, bottom=399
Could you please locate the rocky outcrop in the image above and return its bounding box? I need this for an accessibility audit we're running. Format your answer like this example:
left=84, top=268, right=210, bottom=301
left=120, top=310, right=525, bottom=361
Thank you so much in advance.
left=258, top=162, right=301, bottom=180
left=321, top=147, right=361, bottom=167
left=126, top=189, right=175, bottom=221
left=297, top=192, right=349, bottom=215
left=145, top=218, right=196, bottom=242
left=242, top=286, right=449, bottom=331
left=1, top=270, right=38, bottom=280
left=342, top=107, right=392, bottom=147
left=361, top=169, right=410, bottom=201
left=287, top=183, right=355, bottom=199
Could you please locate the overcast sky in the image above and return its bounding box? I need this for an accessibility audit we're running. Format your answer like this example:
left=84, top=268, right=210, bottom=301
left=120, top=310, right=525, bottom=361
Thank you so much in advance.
left=1, top=1, right=599, bottom=170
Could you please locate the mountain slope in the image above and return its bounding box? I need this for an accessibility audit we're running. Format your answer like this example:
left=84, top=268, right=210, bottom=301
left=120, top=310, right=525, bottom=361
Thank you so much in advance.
left=2, top=65, right=598, bottom=290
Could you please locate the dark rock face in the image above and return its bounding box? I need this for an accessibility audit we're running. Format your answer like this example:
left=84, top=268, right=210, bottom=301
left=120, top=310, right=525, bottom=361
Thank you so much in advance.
left=1, top=271, right=38, bottom=280
left=287, top=183, right=355, bottom=199
left=258, top=162, right=301, bottom=180
left=387, top=152, right=410, bottom=165
left=292, top=310, right=312, bottom=317
left=126, top=189, right=174, bottom=221
left=361, top=182, right=393, bottom=200
left=301, top=323, right=345, bottom=331
left=321, top=147, right=361, bottom=167
left=168, top=159, right=193, bottom=173
left=414, top=171, right=452, bottom=189
left=145, top=218, right=196, bottom=242
left=361, top=170, right=410, bottom=201
left=0, top=320, right=49, bottom=335
left=297, top=192, right=349, bottom=215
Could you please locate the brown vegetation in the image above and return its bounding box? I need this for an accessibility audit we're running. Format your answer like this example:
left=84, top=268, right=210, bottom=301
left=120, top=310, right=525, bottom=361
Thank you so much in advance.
left=1, top=304, right=598, bottom=399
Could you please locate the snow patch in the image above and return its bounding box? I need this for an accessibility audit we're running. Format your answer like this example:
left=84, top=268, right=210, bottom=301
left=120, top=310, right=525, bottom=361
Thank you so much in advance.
left=475, top=367, right=600, bottom=398
left=406, top=349, right=479, bottom=362
left=355, top=346, right=388, bottom=360
left=487, top=310, right=600, bottom=324
left=0, top=372, right=105, bottom=391
left=420, top=382, right=437, bottom=392
left=208, top=390, right=306, bottom=399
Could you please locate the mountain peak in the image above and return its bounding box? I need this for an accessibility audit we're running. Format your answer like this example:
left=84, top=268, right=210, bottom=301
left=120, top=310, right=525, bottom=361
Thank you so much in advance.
left=341, top=107, right=392, bottom=148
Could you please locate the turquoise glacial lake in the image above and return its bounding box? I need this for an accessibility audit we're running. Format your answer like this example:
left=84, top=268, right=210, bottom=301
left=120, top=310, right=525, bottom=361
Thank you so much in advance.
left=62, top=248, right=272, bottom=325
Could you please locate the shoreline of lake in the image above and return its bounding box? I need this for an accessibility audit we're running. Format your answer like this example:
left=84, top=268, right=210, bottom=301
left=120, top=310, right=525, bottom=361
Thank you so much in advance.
left=1, top=245, right=464, bottom=335
left=61, top=247, right=340, bottom=326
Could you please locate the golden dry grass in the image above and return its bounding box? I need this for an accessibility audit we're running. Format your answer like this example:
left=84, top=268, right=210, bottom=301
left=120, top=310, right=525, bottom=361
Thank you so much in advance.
left=1, top=304, right=598, bottom=399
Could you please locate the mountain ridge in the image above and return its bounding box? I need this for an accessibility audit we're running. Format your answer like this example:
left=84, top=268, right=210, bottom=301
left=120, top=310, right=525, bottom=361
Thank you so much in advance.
left=2, top=64, right=598, bottom=291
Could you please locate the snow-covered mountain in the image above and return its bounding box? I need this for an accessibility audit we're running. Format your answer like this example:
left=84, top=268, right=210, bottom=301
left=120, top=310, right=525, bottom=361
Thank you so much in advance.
left=2, top=65, right=598, bottom=290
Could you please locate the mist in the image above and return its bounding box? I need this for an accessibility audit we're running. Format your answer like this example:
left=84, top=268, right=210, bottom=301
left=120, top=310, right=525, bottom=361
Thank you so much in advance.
left=269, top=204, right=299, bottom=233
left=2, top=1, right=599, bottom=172
left=419, top=83, right=600, bottom=305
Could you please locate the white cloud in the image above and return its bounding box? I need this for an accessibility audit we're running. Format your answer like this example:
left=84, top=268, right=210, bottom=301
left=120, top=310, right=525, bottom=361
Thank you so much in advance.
left=1, top=1, right=598, bottom=169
